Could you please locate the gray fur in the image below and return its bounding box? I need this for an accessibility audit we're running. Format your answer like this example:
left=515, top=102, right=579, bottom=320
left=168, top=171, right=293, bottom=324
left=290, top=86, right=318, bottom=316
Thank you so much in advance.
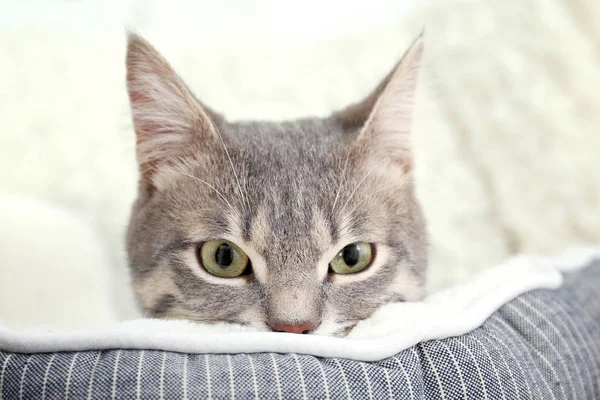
left=125, top=33, right=427, bottom=336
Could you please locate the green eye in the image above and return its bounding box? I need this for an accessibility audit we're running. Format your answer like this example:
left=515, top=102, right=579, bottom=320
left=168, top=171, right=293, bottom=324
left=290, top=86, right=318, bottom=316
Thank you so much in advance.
left=198, top=240, right=250, bottom=278
left=329, top=242, right=373, bottom=274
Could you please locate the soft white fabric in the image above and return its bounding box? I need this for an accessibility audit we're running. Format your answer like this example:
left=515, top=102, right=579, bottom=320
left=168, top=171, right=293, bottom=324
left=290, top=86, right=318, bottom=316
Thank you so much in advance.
left=1, top=248, right=597, bottom=362
left=0, top=194, right=117, bottom=330
left=1, top=0, right=600, bottom=328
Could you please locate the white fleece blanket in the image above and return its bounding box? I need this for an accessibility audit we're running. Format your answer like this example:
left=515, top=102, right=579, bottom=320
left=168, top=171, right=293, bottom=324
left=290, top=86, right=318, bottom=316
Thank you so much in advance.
left=1, top=247, right=597, bottom=362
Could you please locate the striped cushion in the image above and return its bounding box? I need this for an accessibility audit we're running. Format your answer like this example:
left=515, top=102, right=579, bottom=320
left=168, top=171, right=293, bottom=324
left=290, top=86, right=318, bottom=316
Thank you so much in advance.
left=1, top=261, right=598, bottom=399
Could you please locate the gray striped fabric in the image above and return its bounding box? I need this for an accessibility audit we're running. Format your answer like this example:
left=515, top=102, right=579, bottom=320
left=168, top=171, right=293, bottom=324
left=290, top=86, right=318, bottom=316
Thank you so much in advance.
left=1, top=261, right=598, bottom=399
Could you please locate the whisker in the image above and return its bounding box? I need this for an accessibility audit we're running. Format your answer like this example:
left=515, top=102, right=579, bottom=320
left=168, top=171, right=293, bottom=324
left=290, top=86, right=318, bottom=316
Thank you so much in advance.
left=173, top=171, right=235, bottom=213
left=331, top=147, right=351, bottom=214
left=339, top=156, right=393, bottom=214
left=344, top=181, right=407, bottom=219
left=208, top=117, right=250, bottom=212
left=339, top=147, right=410, bottom=215
left=188, top=208, right=217, bottom=213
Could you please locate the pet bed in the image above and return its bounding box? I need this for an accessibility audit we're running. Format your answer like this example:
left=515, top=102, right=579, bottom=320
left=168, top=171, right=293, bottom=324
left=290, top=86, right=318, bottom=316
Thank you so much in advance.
left=1, top=247, right=599, bottom=399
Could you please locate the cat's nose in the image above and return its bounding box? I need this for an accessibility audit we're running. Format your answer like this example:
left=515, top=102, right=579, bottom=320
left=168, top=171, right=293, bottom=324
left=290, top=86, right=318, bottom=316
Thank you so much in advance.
left=271, top=323, right=317, bottom=334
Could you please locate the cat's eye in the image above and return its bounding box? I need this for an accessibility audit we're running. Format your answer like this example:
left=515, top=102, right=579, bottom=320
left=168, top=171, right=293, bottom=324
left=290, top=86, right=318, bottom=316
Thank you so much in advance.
left=197, top=240, right=250, bottom=278
left=329, top=242, right=373, bottom=274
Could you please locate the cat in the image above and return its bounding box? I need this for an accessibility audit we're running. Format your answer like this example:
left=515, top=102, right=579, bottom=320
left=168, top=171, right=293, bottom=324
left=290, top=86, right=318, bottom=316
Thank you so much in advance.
left=125, top=32, right=427, bottom=337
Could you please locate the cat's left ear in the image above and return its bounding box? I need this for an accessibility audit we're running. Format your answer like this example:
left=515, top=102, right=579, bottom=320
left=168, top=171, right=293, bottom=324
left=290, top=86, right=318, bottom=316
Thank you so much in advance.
left=126, top=33, right=224, bottom=181
left=335, top=35, right=424, bottom=173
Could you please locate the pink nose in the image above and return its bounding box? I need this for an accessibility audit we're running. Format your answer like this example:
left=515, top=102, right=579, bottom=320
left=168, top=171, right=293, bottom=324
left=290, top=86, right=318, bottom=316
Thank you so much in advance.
left=271, top=323, right=317, bottom=334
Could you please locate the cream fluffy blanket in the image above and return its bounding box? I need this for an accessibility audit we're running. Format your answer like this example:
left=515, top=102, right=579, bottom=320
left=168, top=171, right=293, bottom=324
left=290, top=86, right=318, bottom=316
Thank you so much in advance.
left=1, top=0, right=599, bottom=328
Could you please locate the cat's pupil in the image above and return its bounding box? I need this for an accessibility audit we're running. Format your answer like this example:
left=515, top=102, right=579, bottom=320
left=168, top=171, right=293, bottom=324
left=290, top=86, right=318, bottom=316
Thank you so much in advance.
left=342, top=244, right=360, bottom=267
left=215, top=244, right=233, bottom=268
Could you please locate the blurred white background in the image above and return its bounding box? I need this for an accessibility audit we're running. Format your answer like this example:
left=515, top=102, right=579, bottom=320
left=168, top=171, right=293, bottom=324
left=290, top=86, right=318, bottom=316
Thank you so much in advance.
left=1, top=0, right=599, bottom=330
left=2, top=0, right=418, bottom=37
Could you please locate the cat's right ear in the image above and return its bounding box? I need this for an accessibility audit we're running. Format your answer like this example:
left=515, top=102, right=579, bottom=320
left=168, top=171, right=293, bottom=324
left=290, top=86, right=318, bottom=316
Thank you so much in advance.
left=126, top=33, right=223, bottom=182
left=333, top=34, right=424, bottom=173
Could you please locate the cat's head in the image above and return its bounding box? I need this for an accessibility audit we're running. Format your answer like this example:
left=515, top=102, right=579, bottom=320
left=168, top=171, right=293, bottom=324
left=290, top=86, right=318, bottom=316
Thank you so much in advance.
left=125, top=33, right=427, bottom=336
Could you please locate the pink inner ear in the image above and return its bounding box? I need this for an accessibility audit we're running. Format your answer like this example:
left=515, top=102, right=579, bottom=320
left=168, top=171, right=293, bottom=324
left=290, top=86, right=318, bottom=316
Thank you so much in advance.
left=127, top=86, right=160, bottom=177
left=126, top=42, right=198, bottom=180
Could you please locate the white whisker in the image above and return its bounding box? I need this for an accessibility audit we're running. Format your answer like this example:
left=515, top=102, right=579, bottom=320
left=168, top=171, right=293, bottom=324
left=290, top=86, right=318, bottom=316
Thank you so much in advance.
left=173, top=171, right=235, bottom=213
left=339, top=156, right=393, bottom=214
left=209, top=118, right=250, bottom=212
left=345, top=182, right=407, bottom=220
left=331, top=148, right=351, bottom=214
left=188, top=208, right=217, bottom=213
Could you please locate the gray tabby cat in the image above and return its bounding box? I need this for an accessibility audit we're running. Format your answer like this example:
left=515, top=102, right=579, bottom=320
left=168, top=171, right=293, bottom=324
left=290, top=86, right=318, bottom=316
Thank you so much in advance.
left=125, top=33, right=427, bottom=336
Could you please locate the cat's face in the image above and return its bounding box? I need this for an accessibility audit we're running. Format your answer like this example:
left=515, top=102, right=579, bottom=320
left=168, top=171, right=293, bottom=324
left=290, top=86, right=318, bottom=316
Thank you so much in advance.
left=125, top=34, right=427, bottom=336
